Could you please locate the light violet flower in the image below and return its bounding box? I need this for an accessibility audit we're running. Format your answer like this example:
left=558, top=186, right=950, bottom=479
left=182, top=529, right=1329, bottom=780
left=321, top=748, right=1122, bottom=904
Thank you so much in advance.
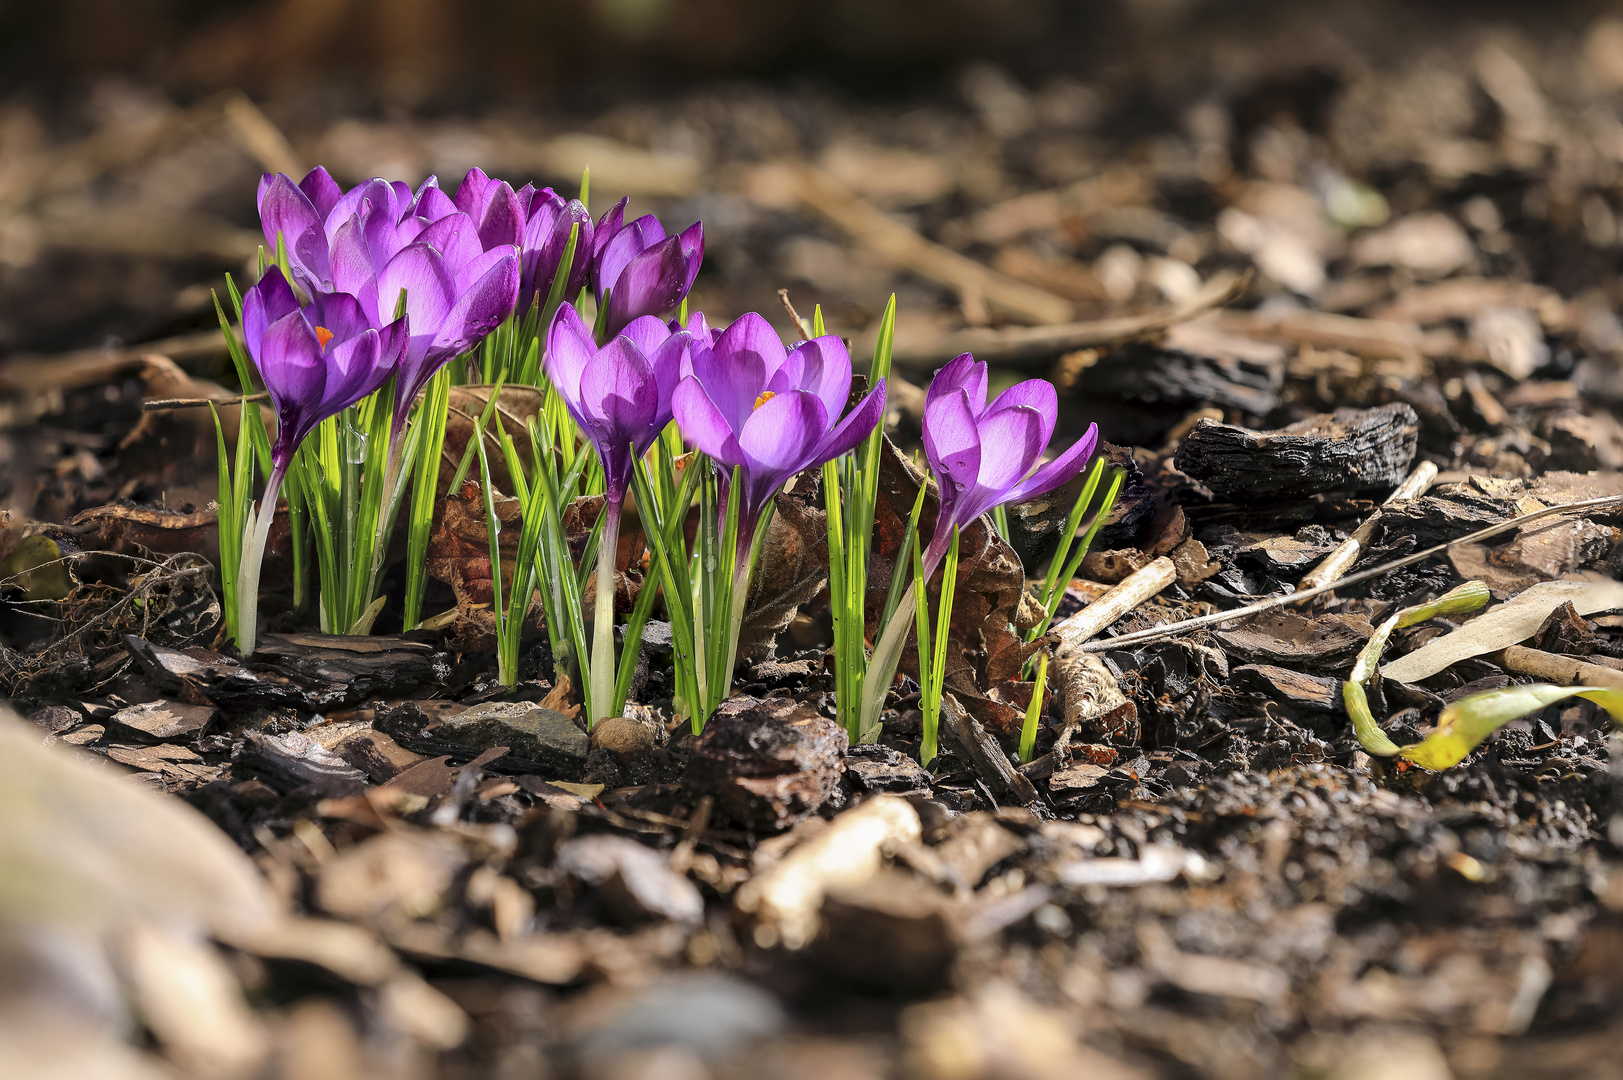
left=671, top=312, right=885, bottom=538
left=920, top=352, right=1098, bottom=570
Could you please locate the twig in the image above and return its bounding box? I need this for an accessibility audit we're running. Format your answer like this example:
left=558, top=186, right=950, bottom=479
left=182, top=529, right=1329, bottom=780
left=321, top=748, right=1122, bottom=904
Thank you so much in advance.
left=1298, top=460, right=1438, bottom=591
left=940, top=693, right=1040, bottom=805
left=1078, top=494, right=1623, bottom=653
left=1051, top=557, right=1177, bottom=653
left=1498, top=646, right=1623, bottom=690
left=747, top=162, right=1074, bottom=325
left=144, top=392, right=269, bottom=412
left=883, top=270, right=1249, bottom=369
left=776, top=288, right=812, bottom=341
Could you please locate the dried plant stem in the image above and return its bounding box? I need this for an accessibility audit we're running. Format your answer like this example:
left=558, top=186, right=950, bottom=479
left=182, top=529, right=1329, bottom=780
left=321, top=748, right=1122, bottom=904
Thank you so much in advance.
left=1081, top=494, right=1623, bottom=654
left=1298, top=460, right=1438, bottom=591
left=1051, top=557, right=1176, bottom=653
left=1498, top=646, right=1623, bottom=690
left=144, top=392, right=270, bottom=411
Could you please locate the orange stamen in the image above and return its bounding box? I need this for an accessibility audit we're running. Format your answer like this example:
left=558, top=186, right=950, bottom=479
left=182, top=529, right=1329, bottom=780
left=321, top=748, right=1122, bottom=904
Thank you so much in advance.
left=753, top=390, right=776, bottom=410
left=314, top=326, right=335, bottom=351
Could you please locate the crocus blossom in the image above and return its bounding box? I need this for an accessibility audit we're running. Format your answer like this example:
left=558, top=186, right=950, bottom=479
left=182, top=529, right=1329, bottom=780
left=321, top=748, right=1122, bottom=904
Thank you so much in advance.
left=591, top=197, right=704, bottom=339
left=233, top=265, right=408, bottom=656
left=256, top=168, right=521, bottom=429
left=920, top=352, right=1098, bottom=570
left=545, top=303, right=694, bottom=501
left=516, top=185, right=594, bottom=317
left=671, top=313, right=886, bottom=536
left=242, top=267, right=407, bottom=467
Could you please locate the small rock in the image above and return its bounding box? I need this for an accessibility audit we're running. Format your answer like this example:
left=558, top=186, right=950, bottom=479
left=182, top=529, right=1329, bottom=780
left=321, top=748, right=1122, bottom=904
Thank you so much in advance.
left=555, top=834, right=703, bottom=925
left=844, top=745, right=932, bottom=795
left=438, top=702, right=588, bottom=774
left=686, top=697, right=847, bottom=830
left=590, top=716, right=657, bottom=760
left=574, top=973, right=784, bottom=1062
left=27, top=705, right=82, bottom=734
left=110, top=699, right=216, bottom=741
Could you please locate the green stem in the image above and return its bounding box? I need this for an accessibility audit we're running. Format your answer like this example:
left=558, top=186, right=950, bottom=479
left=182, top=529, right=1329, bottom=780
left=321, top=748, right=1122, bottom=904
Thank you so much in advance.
left=856, top=524, right=953, bottom=739
left=589, top=498, right=623, bottom=727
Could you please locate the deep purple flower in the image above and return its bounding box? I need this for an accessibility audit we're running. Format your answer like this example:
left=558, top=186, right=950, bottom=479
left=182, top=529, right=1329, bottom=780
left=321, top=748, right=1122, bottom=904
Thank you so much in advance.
left=545, top=304, right=694, bottom=501
left=921, top=352, right=1098, bottom=566
left=514, top=186, right=594, bottom=317
left=671, top=313, right=885, bottom=530
left=257, top=168, right=520, bottom=427
left=591, top=197, right=703, bottom=339
left=241, top=266, right=407, bottom=466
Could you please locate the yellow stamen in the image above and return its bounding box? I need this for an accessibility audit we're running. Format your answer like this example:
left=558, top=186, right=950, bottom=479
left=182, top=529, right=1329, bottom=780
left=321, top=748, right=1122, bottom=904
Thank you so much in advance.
left=314, top=326, right=335, bottom=351
left=754, top=390, right=776, bottom=410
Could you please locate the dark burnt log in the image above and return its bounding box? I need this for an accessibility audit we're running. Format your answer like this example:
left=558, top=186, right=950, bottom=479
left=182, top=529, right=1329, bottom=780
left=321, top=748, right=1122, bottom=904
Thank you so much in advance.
left=1173, top=404, right=1419, bottom=500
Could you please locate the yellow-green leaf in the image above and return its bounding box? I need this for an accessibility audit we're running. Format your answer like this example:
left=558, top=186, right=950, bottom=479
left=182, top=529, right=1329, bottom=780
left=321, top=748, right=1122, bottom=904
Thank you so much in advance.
left=1399, top=684, right=1623, bottom=770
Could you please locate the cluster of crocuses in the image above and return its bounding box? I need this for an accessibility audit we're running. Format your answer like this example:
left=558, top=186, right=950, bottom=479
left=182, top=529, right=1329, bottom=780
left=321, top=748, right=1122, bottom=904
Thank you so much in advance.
left=226, top=162, right=1106, bottom=754
left=228, top=165, right=704, bottom=654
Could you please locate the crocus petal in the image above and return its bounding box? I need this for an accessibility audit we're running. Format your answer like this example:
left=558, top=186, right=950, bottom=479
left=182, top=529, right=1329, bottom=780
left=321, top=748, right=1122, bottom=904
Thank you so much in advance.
left=984, top=378, right=1057, bottom=450
left=476, top=180, right=523, bottom=250
left=681, top=310, right=716, bottom=347
left=328, top=214, right=381, bottom=325
left=258, top=310, right=328, bottom=457
left=975, top=405, right=1045, bottom=493
left=578, top=340, right=660, bottom=490
left=777, top=335, right=853, bottom=421
left=595, top=214, right=663, bottom=301
left=922, top=388, right=983, bottom=491
left=326, top=178, right=393, bottom=246
left=452, top=168, right=493, bottom=217
left=714, top=311, right=788, bottom=382
left=647, top=331, right=695, bottom=431
left=692, top=329, right=769, bottom=437
left=926, top=353, right=988, bottom=416
left=617, top=315, right=673, bottom=360
left=306, top=290, right=372, bottom=348
left=317, top=327, right=388, bottom=417
left=242, top=266, right=300, bottom=365
left=429, top=250, right=519, bottom=363
left=1004, top=423, right=1099, bottom=504
left=412, top=186, right=458, bottom=225
left=676, top=220, right=704, bottom=292
left=377, top=242, right=456, bottom=340
left=672, top=377, right=746, bottom=468
left=737, top=389, right=828, bottom=516
left=298, top=166, right=343, bottom=220
left=545, top=303, right=597, bottom=418
left=416, top=212, right=484, bottom=278
left=591, top=197, right=629, bottom=263
left=603, top=236, right=689, bottom=336
left=810, top=381, right=886, bottom=464
left=258, top=172, right=331, bottom=293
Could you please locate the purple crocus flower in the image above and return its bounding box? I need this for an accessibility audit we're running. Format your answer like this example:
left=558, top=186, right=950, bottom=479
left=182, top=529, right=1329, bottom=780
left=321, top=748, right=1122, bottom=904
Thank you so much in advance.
left=233, top=265, right=408, bottom=655
left=671, top=312, right=886, bottom=541
left=920, top=352, right=1098, bottom=570
left=256, top=168, right=520, bottom=431
left=545, top=303, right=695, bottom=502
left=591, top=197, right=704, bottom=339
left=516, top=185, right=594, bottom=317
left=546, top=303, right=700, bottom=724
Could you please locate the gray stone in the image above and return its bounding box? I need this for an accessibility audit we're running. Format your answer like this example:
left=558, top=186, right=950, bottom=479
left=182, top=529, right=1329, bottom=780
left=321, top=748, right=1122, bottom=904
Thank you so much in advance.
left=555, top=834, right=703, bottom=925
left=437, top=702, right=588, bottom=773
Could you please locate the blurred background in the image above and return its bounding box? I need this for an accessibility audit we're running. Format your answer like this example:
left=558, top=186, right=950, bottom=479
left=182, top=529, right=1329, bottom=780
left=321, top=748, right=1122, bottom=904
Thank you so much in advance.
left=4, top=0, right=1622, bottom=358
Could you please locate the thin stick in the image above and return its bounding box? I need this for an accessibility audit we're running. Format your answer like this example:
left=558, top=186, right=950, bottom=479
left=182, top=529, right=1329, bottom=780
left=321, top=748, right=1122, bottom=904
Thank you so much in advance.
left=1051, top=557, right=1176, bottom=653
left=1298, top=460, right=1438, bottom=591
left=1498, top=646, right=1623, bottom=690
left=882, top=270, right=1249, bottom=369
left=1078, top=494, right=1623, bottom=653
left=144, top=392, right=270, bottom=411
left=776, top=288, right=812, bottom=341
